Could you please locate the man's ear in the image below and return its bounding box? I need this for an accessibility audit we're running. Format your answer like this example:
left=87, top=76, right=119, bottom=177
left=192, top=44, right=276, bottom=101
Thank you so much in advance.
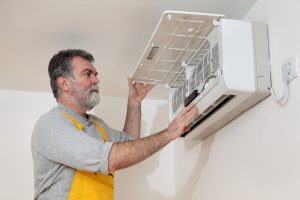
left=57, top=77, right=71, bottom=93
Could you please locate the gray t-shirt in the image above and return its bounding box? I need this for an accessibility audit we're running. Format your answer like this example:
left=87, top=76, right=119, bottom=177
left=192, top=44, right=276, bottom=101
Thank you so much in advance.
left=31, top=104, right=133, bottom=200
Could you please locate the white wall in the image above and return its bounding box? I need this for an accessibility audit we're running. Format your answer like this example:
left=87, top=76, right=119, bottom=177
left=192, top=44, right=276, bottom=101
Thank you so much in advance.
left=94, top=96, right=177, bottom=199
left=0, top=90, right=56, bottom=199
left=173, top=0, right=300, bottom=200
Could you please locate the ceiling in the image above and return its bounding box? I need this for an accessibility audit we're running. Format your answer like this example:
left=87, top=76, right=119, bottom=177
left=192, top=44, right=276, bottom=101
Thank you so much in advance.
left=0, top=0, right=258, bottom=99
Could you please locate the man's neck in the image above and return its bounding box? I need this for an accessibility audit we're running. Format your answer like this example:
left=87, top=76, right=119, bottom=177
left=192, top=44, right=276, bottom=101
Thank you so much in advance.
left=58, top=98, right=87, bottom=119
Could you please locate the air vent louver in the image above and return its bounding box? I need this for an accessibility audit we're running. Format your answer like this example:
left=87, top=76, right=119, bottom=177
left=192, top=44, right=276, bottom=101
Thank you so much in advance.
left=181, top=94, right=235, bottom=137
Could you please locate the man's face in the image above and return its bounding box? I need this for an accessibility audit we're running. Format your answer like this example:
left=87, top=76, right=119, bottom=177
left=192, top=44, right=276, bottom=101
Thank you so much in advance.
left=69, top=56, right=100, bottom=111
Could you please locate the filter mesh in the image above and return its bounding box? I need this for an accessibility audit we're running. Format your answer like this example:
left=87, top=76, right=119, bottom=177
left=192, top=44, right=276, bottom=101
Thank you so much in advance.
left=169, top=42, right=220, bottom=117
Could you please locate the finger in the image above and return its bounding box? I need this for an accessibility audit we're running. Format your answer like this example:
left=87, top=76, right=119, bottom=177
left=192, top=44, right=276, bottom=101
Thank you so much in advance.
left=183, top=125, right=191, bottom=133
left=135, top=82, right=146, bottom=89
left=145, top=84, right=155, bottom=92
left=183, top=109, right=198, bottom=128
left=185, top=103, right=196, bottom=110
left=177, top=103, right=196, bottom=118
left=177, top=105, right=198, bottom=125
left=184, top=107, right=198, bottom=121
left=135, top=83, right=154, bottom=95
left=127, top=77, right=133, bottom=88
left=185, top=105, right=198, bottom=117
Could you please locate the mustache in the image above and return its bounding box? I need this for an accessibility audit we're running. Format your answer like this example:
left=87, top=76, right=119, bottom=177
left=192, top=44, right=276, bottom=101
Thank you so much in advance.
left=89, top=85, right=99, bottom=93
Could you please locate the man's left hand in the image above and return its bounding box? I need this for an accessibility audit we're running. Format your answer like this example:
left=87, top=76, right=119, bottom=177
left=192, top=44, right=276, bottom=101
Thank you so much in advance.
left=127, top=77, right=155, bottom=104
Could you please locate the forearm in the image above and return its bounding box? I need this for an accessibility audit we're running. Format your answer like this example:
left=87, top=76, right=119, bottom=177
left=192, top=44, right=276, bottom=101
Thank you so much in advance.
left=111, top=103, right=198, bottom=172
left=108, top=129, right=174, bottom=172
left=123, top=99, right=141, bottom=139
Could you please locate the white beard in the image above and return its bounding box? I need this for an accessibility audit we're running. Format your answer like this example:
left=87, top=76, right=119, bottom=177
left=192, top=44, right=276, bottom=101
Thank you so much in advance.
left=84, top=89, right=100, bottom=110
left=70, top=81, right=100, bottom=111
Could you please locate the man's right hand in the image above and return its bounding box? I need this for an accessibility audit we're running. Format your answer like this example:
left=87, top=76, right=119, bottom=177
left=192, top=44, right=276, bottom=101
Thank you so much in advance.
left=165, top=104, right=198, bottom=139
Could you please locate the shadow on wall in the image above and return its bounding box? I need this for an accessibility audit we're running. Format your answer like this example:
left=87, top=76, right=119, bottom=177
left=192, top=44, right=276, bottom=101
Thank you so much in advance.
left=117, top=136, right=215, bottom=200
left=116, top=151, right=163, bottom=200
left=116, top=103, right=168, bottom=199
left=173, top=136, right=215, bottom=199
left=116, top=102, right=215, bottom=200
left=141, top=101, right=169, bottom=136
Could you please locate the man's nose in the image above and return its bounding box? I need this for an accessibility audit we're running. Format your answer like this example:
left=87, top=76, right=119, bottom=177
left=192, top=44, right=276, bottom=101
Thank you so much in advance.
left=91, top=74, right=100, bottom=84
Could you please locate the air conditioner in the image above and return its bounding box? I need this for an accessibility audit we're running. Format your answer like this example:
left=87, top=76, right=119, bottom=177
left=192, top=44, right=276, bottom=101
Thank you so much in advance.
left=132, top=11, right=270, bottom=140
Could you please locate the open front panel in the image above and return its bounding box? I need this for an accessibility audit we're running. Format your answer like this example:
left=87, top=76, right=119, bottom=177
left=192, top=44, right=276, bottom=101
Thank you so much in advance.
left=132, top=11, right=224, bottom=86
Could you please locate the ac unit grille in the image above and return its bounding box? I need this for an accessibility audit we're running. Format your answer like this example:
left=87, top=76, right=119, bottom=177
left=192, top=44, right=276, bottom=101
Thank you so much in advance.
left=181, top=94, right=235, bottom=137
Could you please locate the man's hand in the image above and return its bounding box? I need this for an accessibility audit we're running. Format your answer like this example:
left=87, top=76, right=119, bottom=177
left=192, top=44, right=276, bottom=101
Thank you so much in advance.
left=165, top=104, right=198, bottom=139
left=123, top=78, right=154, bottom=139
left=127, top=77, right=155, bottom=104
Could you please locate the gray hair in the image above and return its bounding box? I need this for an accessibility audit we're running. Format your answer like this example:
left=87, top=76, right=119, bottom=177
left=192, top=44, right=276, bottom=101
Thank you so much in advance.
left=48, top=49, right=94, bottom=100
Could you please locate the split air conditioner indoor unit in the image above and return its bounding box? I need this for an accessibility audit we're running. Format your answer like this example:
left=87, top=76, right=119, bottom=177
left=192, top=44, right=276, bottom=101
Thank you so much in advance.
left=132, top=11, right=270, bottom=140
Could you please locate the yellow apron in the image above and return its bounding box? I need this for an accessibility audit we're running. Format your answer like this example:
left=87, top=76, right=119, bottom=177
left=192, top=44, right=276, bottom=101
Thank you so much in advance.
left=64, top=112, right=114, bottom=200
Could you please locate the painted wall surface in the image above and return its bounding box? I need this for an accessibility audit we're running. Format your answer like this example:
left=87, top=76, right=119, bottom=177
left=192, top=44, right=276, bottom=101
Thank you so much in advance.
left=173, top=0, right=300, bottom=200
left=0, top=90, right=56, bottom=199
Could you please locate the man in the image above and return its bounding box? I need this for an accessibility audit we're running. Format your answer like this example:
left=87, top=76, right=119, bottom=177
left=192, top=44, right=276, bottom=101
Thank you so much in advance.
left=31, top=49, right=197, bottom=200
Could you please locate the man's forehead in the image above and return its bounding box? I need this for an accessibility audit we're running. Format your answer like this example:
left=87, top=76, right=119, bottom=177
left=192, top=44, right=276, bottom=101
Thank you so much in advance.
left=71, top=56, right=96, bottom=72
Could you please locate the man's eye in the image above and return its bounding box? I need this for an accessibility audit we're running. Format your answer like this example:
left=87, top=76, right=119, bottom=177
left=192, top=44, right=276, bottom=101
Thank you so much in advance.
left=83, top=72, right=91, bottom=77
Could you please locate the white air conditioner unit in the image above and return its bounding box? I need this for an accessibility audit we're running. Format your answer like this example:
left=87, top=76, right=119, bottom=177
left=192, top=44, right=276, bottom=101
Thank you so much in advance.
left=132, top=11, right=270, bottom=140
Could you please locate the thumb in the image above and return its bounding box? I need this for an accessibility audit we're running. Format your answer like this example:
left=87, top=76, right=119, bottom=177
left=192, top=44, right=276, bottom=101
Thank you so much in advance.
left=127, top=77, right=134, bottom=89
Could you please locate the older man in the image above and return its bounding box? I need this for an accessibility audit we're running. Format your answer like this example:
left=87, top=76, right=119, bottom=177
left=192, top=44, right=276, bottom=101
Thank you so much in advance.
left=31, top=49, right=197, bottom=200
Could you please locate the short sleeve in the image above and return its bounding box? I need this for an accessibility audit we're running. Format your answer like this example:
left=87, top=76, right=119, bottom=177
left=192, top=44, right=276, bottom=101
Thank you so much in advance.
left=90, top=115, right=135, bottom=142
left=32, top=113, right=115, bottom=174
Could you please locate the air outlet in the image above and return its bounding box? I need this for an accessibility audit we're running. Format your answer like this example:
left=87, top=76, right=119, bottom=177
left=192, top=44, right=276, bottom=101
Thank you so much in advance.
left=181, top=94, right=235, bottom=137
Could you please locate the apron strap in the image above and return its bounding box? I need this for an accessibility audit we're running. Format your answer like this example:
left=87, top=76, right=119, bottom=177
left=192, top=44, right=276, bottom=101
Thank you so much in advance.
left=93, top=120, right=108, bottom=142
left=64, top=112, right=84, bottom=131
left=63, top=112, right=108, bottom=142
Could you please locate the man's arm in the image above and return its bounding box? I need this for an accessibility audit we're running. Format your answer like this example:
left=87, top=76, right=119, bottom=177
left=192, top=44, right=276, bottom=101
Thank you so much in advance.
left=123, top=78, right=154, bottom=139
left=109, top=104, right=198, bottom=172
